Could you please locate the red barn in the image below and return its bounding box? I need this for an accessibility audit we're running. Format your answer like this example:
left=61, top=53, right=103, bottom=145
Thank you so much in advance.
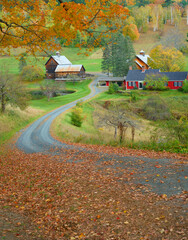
left=126, top=68, right=188, bottom=90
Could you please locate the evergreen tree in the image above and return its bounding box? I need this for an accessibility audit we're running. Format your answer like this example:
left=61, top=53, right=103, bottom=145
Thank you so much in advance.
left=101, top=33, right=135, bottom=77
left=136, top=0, right=149, bottom=7
left=101, top=44, right=112, bottom=76
left=162, top=0, right=174, bottom=7
left=19, top=55, right=27, bottom=72
left=111, top=34, right=135, bottom=77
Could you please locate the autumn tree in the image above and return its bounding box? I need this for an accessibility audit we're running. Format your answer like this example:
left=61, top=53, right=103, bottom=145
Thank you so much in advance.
left=0, top=0, right=132, bottom=55
left=21, top=65, right=45, bottom=82
left=132, top=6, right=151, bottom=32
left=148, top=45, right=185, bottom=71
left=0, top=69, right=29, bottom=113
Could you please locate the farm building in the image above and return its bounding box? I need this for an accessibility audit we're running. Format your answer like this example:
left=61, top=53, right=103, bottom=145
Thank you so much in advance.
left=126, top=67, right=188, bottom=90
left=97, top=76, right=126, bottom=87
left=45, top=52, right=85, bottom=79
left=135, top=50, right=150, bottom=70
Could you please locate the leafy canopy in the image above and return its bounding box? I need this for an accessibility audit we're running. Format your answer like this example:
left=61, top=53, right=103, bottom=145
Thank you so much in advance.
left=0, top=0, right=130, bottom=55
left=148, top=45, right=185, bottom=72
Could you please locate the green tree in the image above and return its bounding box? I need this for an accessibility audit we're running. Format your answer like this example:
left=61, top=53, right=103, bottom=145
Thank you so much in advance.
left=101, top=45, right=112, bottom=76
left=112, top=34, right=135, bottom=77
left=182, top=79, right=188, bottom=93
left=144, top=73, right=169, bottom=90
left=19, top=54, right=27, bottom=72
left=136, top=0, right=149, bottom=7
left=148, top=45, right=185, bottom=72
left=108, top=83, right=119, bottom=94
left=162, top=0, right=174, bottom=7
left=0, top=69, right=29, bottom=113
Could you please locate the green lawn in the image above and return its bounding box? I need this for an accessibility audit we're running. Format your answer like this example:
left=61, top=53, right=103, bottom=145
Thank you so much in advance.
left=30, top=80, right=92, bottom=112
left=0, top=47, right=102, bottom=75
left=0, top=79, right=92, bottom=146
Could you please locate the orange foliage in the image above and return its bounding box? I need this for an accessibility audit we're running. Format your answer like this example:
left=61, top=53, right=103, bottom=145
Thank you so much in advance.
left=0, top=0, right=132, bottom=55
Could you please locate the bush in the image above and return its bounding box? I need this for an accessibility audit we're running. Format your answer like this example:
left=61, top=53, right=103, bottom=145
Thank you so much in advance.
left=21, top=65, right=45, bottom=82
left=108, top=83, right=119, bottom=94
left=143, top=96, right=171, bottom=121
left=144, top=74, right=169, bottom=91
left=29, top=90, right=44, bottom=100
left=70, top=107, right=83, bottom=127
left=182, top=80, right=188, bottom=93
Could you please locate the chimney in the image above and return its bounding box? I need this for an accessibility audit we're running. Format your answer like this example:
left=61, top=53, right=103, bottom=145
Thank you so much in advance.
left=56, top=51, right=60, bottom=57
left=141, top=65, right=146, bottom=73
left=129, top=66, right=132, bottom=70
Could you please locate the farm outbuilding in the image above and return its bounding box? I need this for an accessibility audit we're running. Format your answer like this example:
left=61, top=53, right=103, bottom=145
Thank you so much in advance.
left=45, top=52, right=85, bottom=79
left=135, top=50, right=150, bottom=70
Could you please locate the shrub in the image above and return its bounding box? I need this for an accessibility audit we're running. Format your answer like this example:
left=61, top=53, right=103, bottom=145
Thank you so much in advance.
left=21, top=65, right=45, bottom=82
left=108, top=83, right=119, bottom=94
left=144, top=74, right=169, bottom=91
left=182, top=80, right=188, bottom=93
left=70, top=107, right=83, bottom=127
left=143, top=96, right=171, bottom=121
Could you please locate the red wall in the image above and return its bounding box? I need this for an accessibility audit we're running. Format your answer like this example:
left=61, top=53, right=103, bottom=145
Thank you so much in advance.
left=168, top=81, right=183, bottom=89
left=126, top=81, right=138, bottom=89
left=126, top=81, right=184, bottom=90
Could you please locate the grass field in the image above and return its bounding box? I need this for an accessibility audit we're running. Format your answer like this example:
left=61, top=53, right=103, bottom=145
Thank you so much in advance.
left=54, top=88, right=188, bottom=153
left=0, top=79, right=92, bottom=146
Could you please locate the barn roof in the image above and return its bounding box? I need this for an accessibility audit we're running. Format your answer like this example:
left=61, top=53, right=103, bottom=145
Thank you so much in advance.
left=55, top=65, right=84, bottom=72
left=135, top=54, right=150, bottom=66
left=126, top=69, right=188, bottom=81
left=52, top=55, right=72, bottom=65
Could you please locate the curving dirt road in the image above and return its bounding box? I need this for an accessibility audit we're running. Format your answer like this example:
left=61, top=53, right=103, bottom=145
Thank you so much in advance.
left=16, top=77, right=104, bottom=153
left=16, top=77, right=188, bottom=197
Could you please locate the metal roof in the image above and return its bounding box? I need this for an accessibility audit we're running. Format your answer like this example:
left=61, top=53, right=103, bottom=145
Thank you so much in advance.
left=136, top=54, right=150, bottom=65
left=55, top=65, right=84, bottom=72
left=52, top=55, right=72, bottom=65
left=98, top=77, right=125, bottom=82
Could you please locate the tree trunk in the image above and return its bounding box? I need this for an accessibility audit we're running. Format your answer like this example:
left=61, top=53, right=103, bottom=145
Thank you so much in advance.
left=131, top=127, right=135, bottom=142
left=171, top=7, right=173, bottom=24
left=114, top=126, right=117, bottom=139
left=118, top=122, right=124, bottom=143
left=1, top=92, right=6, bottom=113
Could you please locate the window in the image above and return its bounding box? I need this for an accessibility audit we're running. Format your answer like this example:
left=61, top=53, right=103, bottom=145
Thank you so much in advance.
left=178, top=82, right=182, bottom=87
left=128, top=82, right=133, bottom=87
left=174, top=82, right=177, bottom=87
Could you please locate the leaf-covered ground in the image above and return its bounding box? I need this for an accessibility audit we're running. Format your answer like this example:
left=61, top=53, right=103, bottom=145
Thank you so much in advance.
left=0, top=145, right=187, bottom=239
